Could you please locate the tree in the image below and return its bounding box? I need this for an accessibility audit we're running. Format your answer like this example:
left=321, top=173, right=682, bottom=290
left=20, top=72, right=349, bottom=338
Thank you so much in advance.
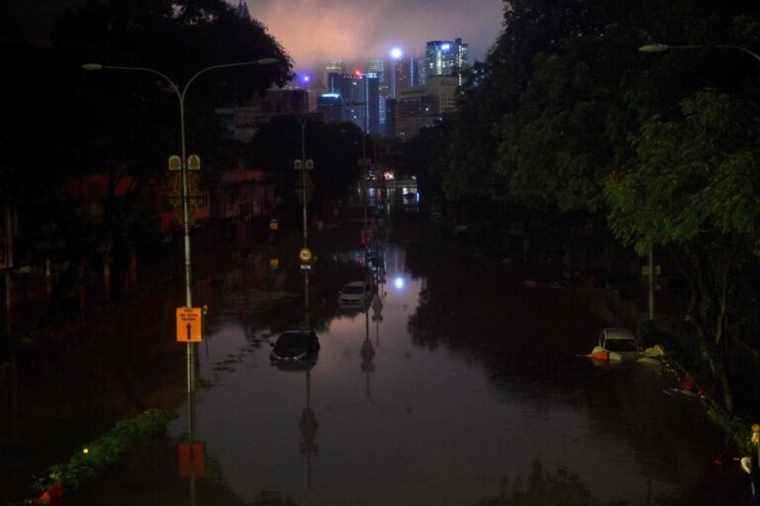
left=248, top=117, right=364, bottom=217
left=606, top=89, right=760, bottom=411
left=0, top=0, right=293, bottom=306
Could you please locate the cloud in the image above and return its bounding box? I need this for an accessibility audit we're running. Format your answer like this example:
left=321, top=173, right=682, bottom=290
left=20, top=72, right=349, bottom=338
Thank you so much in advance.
left=244, top=0, right=504, bottom=68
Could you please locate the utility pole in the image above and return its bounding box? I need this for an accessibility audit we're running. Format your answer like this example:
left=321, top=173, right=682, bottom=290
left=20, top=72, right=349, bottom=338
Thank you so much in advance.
left=295, top=118, right=314, bottom=328
left=648, top=247, right=655, bottom=320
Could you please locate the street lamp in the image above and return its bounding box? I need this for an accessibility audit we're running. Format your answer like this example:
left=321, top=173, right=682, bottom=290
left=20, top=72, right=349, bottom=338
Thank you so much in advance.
left=639, top=43, right=760, bottom=63
left=82, top=57, right=279, bottom=395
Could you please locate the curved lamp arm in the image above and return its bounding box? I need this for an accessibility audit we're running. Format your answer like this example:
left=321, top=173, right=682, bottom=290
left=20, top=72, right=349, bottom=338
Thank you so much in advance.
left=639, top=43, right=760, bottom=64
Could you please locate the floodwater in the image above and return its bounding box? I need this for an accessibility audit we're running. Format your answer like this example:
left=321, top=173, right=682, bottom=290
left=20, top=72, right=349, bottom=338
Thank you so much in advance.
left=67, top=241, right=747, bottom=506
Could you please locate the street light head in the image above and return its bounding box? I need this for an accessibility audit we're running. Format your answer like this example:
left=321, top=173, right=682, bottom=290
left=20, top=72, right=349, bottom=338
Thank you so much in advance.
left=256, top=57, right=280, bottom=65
left=81, top=63, right=104, bottom=71
left=639, top=44, right=670, bottom=54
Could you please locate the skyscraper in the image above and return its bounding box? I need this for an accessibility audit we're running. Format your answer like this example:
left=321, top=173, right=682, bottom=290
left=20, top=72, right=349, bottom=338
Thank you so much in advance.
left=392, top=57, right=413, bottom=97
left=425, top=38, right=469, bottom=85
left=316, top=93, right=343, bottom=123
left=364, top=72, right=380, bottom=135
left=368, top=58, right=390, bottom=134
left=324, top=61, right=344, bottom=92
left=344, top=71, right=367, bottom=132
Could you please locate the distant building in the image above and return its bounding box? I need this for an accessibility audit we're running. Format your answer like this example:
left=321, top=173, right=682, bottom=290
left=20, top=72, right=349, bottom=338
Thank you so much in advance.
left=368, top=58, right=390, bottom=134
left=391, top=56, right=414, bottom=98
left=413, top=56, right=427, bottom=87
left=316, top=93, right=344, bottom=123
left=216, top=88, right=308, bottom=142
left=392, top=75, right=458, bottom=139
left=345, top=71, right=367, bottom=131
left=385, top=98, right=397, bottom=137
left=324, top=61, right=344, bottom=91
left=364, top=72, right=380, bottom=135
left=425, top=38, right=469, bottom=85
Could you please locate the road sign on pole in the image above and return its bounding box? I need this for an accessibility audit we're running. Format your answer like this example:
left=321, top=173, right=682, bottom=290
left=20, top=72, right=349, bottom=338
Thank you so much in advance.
left=299, top=248, right=313, bottom=264
left=176, top=307, right=203, bottom=342
left=187, top=154, right=201, bottom=171
left=168, top=155, right=182, bottom=172
left=177, top=442, right=205, bottom=478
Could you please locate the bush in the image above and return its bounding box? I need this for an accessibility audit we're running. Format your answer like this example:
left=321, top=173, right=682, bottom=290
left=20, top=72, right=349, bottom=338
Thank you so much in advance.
left=33, top=409, right=175, bottom=495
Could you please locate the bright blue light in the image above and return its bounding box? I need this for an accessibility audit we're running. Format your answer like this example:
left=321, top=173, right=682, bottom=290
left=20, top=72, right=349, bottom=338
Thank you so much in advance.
left=303, top=75, right=311, bottom=83
left=321, top=93, right=340, bottom=98
left=394, top=277, right=405, bottom=290
left=390, top=47, right=403, bottom=59
left=442, top=43, right=451, bottom=51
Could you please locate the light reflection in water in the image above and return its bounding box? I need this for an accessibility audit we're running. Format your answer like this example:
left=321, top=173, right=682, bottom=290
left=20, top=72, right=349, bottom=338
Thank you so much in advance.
left=164, top=242, right=736, bottom=506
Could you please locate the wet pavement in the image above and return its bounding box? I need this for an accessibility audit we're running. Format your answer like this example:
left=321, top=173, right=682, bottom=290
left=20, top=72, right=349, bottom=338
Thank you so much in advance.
left=43, top=239, right=751, bottom=505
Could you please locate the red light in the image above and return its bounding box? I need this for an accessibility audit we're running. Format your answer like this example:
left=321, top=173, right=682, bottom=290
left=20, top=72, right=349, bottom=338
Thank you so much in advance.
left=354, top=69, right=362, bottom=77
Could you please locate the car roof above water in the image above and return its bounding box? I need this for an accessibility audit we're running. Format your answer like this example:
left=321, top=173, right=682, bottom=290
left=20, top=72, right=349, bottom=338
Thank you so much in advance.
left=602, top=327, right=636, bottom=340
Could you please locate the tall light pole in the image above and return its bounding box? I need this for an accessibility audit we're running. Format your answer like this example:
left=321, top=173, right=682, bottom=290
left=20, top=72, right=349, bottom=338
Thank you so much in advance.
left=82, top=58, right=279, bottom=395
left=294, top=117, right=314, bottom=328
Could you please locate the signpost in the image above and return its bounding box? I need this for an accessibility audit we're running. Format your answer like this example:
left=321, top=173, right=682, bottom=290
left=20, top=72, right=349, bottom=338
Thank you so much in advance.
left=168, top=155, right=182, bottom=172
left=176, top=307, right=203, bottom=343
left=299, top=248, right=313, bottom=271
left=177, top=442, right=205, bottom=478
left=187, top=154, right=201, bottom=171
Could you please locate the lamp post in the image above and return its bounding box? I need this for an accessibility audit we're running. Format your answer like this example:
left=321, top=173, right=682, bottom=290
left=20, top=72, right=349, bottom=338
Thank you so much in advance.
left=639, top=43, right=760, bottom=63
left=82, top=58, right=279, bottom=396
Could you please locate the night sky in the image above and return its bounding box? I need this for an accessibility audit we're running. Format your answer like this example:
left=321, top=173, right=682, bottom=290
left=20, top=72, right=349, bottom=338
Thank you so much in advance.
left=246, top=0, right=504, bottom=67
left=9, top=0, right=505, bottom=70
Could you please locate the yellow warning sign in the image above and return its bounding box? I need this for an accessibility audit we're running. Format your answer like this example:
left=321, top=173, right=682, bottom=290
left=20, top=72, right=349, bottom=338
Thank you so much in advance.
left=176, top=307, right=202, bottom=342
left=299, top=248, right=312, bottom=263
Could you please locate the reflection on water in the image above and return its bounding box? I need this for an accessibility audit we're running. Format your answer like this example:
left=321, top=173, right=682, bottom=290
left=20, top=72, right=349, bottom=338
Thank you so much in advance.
left=62, top=240, right=748, bottom=505
left=474, top=460, right=628, bottom=506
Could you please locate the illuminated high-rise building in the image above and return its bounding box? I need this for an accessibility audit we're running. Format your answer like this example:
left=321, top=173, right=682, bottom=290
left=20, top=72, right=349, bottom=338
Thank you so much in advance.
left=425, top=38, right=469, bottom=85
left=368, top=58, right=390, bottom=133
left=324, top=61, right=345, bottom=91
left=392, top=56, right=413, bottom=97
left=364, top=72, right=381, bottom=135
left=344, top=70, right=367, bottom=132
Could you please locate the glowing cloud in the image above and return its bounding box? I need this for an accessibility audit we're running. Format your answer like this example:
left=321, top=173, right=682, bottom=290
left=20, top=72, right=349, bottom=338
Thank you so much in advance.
left=243, top=0, right=503, bottom=67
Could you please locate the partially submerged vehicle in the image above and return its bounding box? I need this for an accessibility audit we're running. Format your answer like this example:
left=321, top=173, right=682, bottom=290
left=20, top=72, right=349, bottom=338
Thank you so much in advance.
left=270, top=330, right=320, bottom=368
left=590, top=327, right=640, bottom=362
left=338, top=280, right=372, bottom=307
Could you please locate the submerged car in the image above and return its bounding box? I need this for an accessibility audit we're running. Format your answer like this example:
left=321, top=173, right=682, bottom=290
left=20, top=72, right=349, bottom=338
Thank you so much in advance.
left=270, top=330, right=320, bottom=367
left=591, top=327, right=640, bottom=362
left=338, top=281, right=372, bottom=306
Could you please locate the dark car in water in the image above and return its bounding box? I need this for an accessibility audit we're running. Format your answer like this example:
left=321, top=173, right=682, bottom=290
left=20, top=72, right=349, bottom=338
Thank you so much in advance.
left=270, top=330, right=320, bottom=368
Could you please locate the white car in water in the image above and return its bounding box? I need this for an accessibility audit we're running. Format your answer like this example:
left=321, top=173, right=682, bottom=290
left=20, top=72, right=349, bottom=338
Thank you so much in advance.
left=592, top=327, right=641, bottom=362
left=338, top=281, right=372, bottom=307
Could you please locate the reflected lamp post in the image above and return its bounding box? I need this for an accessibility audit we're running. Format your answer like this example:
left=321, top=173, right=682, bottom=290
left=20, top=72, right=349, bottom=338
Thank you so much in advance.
left=82, top=58, right=279, bottom=396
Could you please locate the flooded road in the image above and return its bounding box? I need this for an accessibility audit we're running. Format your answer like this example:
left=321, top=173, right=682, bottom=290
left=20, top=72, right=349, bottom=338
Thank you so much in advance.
left=68, top=240, right=745, bottom=506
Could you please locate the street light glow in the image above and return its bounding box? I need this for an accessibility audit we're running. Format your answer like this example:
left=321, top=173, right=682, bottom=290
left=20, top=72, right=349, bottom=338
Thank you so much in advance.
left=390, top=47, right=403, bottom=60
